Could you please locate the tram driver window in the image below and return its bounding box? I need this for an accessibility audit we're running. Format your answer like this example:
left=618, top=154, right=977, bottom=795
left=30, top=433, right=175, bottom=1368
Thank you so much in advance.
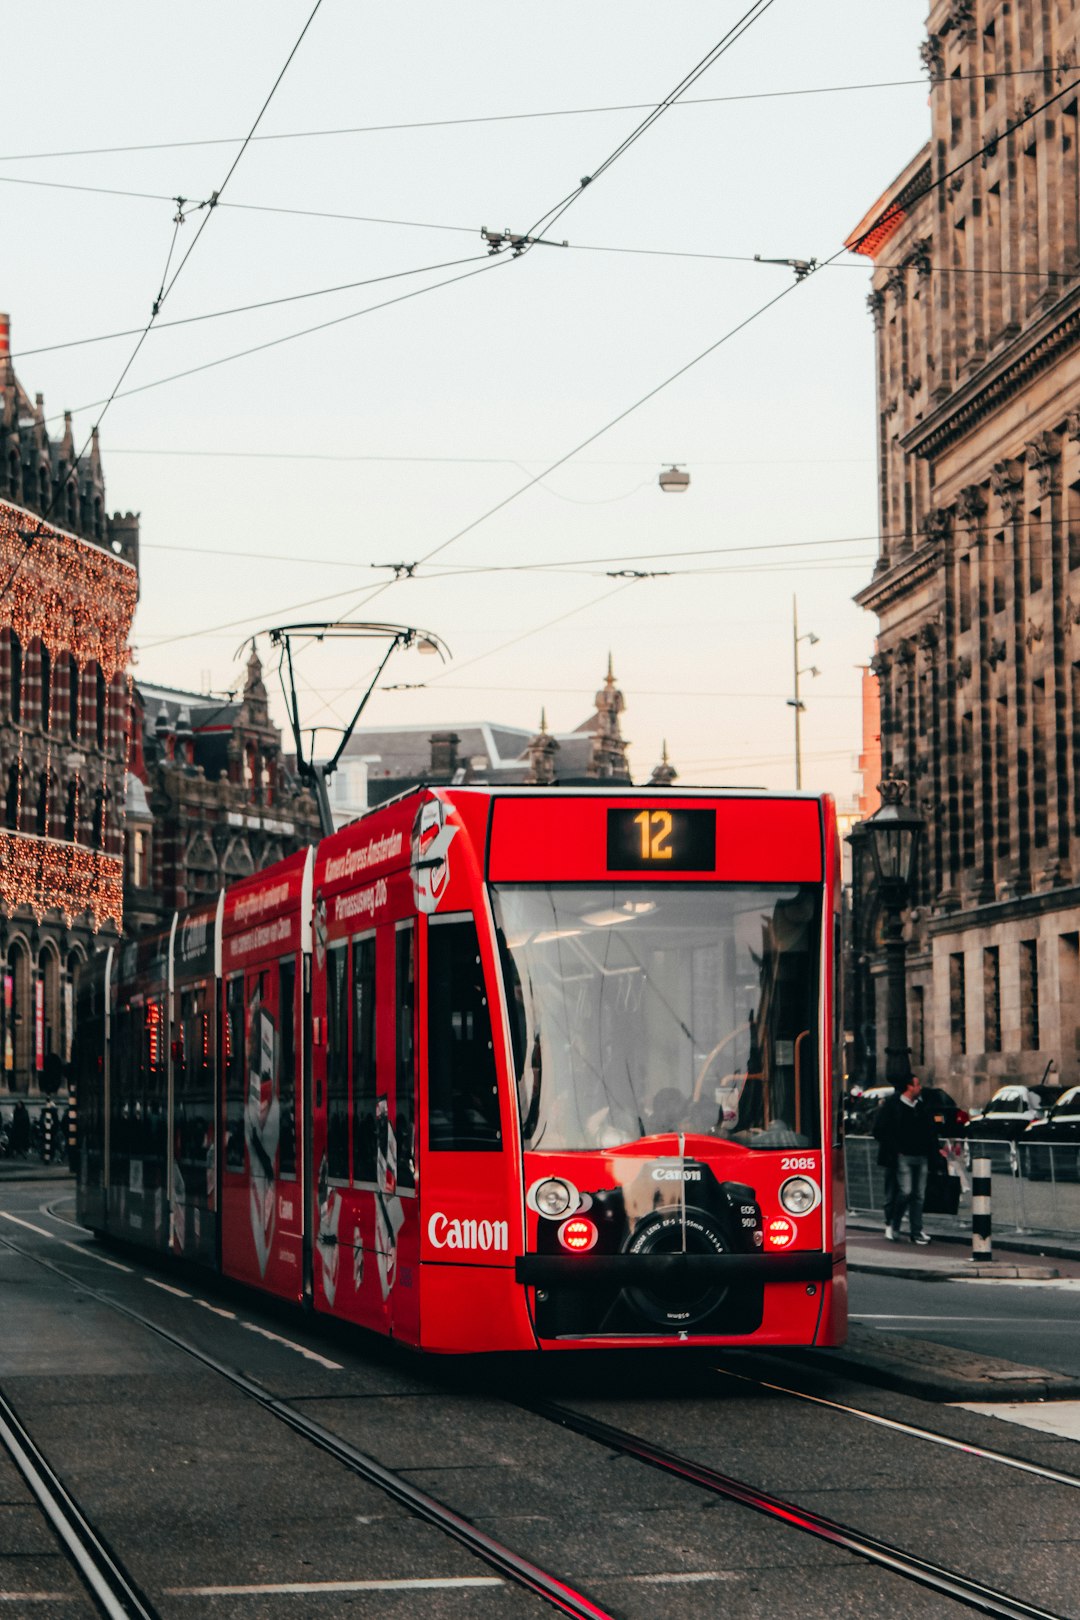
left=325, top=942, right=349, bottom=1181
left=427, top=916, right=501, bottom=1151
left=224, top=976, right=245, bottom=1171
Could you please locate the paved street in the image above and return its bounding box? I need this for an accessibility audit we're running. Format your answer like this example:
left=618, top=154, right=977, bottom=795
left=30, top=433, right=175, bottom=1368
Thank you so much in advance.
left=2, top=1174, right=1079, bottom=1619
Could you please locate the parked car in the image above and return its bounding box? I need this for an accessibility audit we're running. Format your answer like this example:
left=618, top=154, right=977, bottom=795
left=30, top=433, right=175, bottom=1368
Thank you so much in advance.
left=1018, top=1086, right=1080, bottom=1181
left=844, top=1086, right=892, bottom=1132
left=920, top=1086, right=970, bottom=1136
left=967, top=1084, right=1062, bottom=1169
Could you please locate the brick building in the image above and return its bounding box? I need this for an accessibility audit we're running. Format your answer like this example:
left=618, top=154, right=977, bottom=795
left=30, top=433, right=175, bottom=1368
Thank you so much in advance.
left=847, top=2, right=1080, bottom=1104
left=0, top=313, right=138, bottom=1093
left=125, top=649, right=321, bottom=934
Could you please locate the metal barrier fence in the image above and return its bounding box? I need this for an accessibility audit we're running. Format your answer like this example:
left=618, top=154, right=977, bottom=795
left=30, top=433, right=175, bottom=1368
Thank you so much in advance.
left=845, top=1135, right=1080, bottom=1237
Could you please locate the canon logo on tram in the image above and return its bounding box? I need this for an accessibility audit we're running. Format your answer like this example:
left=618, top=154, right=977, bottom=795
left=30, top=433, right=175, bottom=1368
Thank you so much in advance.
left=428, top=1214, right=509, bottom=1253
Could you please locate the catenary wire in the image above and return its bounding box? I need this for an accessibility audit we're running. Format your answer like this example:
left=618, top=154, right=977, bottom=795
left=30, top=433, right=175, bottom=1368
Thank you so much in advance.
left=129, top=66, right=1080, bottom=655
left=0, top=66, right=1069, bottom=165
left=38, top=257, right=512, bottom=426
left=524, top=0, right=778, bottom=241
left=8, top=254, right=508, bottom=360
left=0, top=0, right=325, bottom=608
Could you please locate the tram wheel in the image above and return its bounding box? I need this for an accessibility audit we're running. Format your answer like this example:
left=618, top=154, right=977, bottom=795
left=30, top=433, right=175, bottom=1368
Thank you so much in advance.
left=622, top=1206, right=730, bottom=1330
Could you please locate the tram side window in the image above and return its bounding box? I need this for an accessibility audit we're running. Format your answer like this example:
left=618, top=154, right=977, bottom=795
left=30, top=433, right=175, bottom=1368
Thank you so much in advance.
left=427, top=917, right=500, bottom=1151
left=178, top=983, right=213, bottom=1173
left=396, top=924, right=416, bottom=1189
left=326, top=943, right=349, bottom=1180
left=109, top=1006, right=134, bottom=1179
left=143, top=998, right=167, bottom=1159
left=224, top=976, right=245, bottom=1170
left=278, top=958, right=297, bottom=1179
left=352, top=935, right=377, bottom=1183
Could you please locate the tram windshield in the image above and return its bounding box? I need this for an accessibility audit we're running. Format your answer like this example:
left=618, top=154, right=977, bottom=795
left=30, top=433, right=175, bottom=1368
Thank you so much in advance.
left=492, top=883, right=822, bottom=1153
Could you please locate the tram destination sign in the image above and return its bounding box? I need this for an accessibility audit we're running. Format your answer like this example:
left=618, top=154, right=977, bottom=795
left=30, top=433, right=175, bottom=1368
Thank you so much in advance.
left=606, top=807, right=716, bottom=871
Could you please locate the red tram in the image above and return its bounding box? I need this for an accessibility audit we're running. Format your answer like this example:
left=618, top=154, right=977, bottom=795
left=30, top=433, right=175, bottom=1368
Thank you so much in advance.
left=76, top=787, right=846, bottom=1352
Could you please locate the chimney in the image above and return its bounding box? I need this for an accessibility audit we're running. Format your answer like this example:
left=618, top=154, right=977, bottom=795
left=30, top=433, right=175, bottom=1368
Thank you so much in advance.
left=429, top=731, right=460, bottom=777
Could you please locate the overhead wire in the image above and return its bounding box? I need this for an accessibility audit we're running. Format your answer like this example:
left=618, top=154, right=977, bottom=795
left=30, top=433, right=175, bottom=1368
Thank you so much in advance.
left=0, top=65, right=1069, bottom=166
left=0, top=0, right=326, bottom=607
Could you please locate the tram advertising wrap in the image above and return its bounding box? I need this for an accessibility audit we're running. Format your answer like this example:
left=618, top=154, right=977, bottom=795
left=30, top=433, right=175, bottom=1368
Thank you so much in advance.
left=76, top=787, right=845, bottom=1354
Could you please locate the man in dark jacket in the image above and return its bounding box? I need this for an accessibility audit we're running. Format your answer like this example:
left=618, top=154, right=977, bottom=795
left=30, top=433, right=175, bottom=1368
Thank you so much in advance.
left=872, top=1075, right=942, bottom=1244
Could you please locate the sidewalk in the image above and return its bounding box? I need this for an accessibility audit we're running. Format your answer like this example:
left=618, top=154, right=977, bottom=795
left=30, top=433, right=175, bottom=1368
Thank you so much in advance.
left=846, top=1211, right=1080, bottom=1270
left=0, top=1160, right=73, bottom=1182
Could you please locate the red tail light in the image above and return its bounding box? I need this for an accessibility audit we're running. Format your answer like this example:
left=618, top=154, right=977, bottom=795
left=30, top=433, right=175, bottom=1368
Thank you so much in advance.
left=957, top=1109, right=970, bottom=1127
left=558, top=1216, right=598, bottom=1253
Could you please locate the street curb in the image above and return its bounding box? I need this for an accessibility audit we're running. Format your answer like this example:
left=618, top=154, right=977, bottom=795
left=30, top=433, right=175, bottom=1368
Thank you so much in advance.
left=848, top=1258, right=1060, bottom=1281
left=846, top=1215, right=1080, bottom=1263
left=781, top=1323, right=1080, bottom=1402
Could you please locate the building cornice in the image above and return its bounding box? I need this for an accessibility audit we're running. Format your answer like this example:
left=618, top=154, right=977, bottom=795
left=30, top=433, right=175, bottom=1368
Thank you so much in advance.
left=929, top=884, right=1080, bottom=936
left=854, top=540, right=941, bottom=614
left=901, top=279, right=1080, bottom=461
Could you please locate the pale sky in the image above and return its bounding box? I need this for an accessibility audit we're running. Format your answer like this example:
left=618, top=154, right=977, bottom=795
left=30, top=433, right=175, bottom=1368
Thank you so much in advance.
left=3, top=2, right=930, bottom=798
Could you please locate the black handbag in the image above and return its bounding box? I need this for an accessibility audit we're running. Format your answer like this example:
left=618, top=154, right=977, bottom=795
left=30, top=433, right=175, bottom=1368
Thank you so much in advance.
left=923, top=1168, right=960, bottom=1216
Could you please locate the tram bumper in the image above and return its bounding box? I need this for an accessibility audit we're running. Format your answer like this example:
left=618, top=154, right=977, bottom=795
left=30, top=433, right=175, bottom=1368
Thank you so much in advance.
left=515, top=1252, right=833, bottom=1287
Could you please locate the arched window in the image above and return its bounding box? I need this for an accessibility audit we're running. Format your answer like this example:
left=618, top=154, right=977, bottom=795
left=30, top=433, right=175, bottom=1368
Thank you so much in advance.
left=91, top=786, right=107, bottom=850
left=68, top=656, right=79, bottom=740
left=66, top=477, right=78, bottom=531
left=7, top=450, right=20, bottom=501
left=10, top=633, right=21, bottom=724
left=93, top=496, right=104, bottom=542
left=4, top=764, right=19, bottom=830
left=95, top=665, right=106, bottom=750
left=35, top=772, right=48, bottom=837
left=40, top=644, right=51, bottom=731
left=38, top=465, right=49, bottom=513
left=8, top=940, right=32, bottom=1090
left=65, top=779, right=79, bottom=843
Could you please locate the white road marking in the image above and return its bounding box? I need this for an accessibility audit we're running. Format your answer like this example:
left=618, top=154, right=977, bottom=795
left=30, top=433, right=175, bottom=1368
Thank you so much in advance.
left=0, top=1595, right=70, bottom=1604
left=240, top=1320, right=342, bottom=1370
left=59, top=1241, right=131, bottom=1273
left=193, top=1298, right=236, bottom=1320
left=960, top=1277, right=1080, bottom=1292
left=952, top=1401, right=1080, bottom=1442
left=0, top=1213, right=53, bottom=1238
left=166, top=1577, right=503, bottom=1596
left=1, top=1212, right=133, bottom=1271
left=619, top=1572, right=738, bottom=1584
left=144, top=1277, right=192, bottom=1299
left=852, top=1313, right=1067, bottom=1323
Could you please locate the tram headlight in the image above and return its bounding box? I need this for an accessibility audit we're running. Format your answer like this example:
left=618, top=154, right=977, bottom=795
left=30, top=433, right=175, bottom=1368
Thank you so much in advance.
left=531, top=1177, right=577, bottom=1218
left=779, top=1175, right=819, bottom=1216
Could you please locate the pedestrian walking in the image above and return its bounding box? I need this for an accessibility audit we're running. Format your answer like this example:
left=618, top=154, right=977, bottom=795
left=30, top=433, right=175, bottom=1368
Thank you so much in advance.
left=10, top=1098, right=31, bottom=1158
left=872, top=1074, right=945, bottom=1245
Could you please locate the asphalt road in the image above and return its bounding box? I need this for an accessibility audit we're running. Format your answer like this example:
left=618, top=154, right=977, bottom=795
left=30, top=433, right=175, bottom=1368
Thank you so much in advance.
left=850, top=1269, right=1080, bottom=1379
left=2, top=1178, right=1079, bottom=1620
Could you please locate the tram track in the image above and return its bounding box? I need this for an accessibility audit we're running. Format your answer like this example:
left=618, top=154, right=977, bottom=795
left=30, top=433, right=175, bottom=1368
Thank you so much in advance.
left=0, top=1382, right=158, bottom=1620
left=0, top=1229, right=615, bottom=1620
left=524, top=1397, right=1071, bottom=1620
left=14, top=1208, right=1080, bottom=1620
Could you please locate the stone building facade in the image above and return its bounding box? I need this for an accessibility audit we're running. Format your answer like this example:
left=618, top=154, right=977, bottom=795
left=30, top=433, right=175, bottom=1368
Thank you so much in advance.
left=847, top=1, right=1080, bottom=1105
left=0, top=313, right=138, bottom=1092
left=125, top=650, right=321, bottom=934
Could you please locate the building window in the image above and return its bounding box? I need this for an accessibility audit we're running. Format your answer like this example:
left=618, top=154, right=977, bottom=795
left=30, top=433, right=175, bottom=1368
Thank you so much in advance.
left=7, top=450, right=20, bottom=501
left=983, top=947, right=1001, bottom=1052
left=958, top=551, right=972, bottom=631
left=1019, top=939, right=1040, bottom=1050
left=5, top=764, right=19, bottom=831
left=9, top=633, right=21, bottom=724
left=910, top=984, right=925, bottom=1067
left=40, top=644, right=50, bottom=732
left=95, top=665, right=106, bottom=750
left=68, top=656, right=79, bottom=740
left=1028, top=506, right=1043, bottom=592
left=1032, top=679, right=1048, bottom=847
left=1060, top=933, right=1080, bottom=1075
left=35, top=773, right=48, bottom=838
left=950, top=952, right=967, bottom=1056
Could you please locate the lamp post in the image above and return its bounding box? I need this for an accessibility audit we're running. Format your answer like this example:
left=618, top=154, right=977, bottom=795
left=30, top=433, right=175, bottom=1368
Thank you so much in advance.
left=787, top=595, right=819, bottom=789
left=863, top=778, right=925, bottom=1086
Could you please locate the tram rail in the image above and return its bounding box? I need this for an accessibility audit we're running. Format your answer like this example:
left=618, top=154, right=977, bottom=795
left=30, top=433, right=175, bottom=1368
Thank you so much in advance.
left=527, top=1398, right=1071, bottom=1620
left=0, top=1383, right=158, bottom=1620
left=9, top=1208, right=1080, bottom=1620
left=0, top=1228, right=614, bottom=1620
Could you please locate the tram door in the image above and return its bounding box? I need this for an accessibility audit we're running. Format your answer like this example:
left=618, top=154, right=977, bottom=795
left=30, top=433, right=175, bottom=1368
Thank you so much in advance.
left=388, top=921, right=419, bottom=1343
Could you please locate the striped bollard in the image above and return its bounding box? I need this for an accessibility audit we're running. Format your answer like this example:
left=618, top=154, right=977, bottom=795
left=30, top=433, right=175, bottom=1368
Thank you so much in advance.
left=971, top=1155, right=992, bottom=1262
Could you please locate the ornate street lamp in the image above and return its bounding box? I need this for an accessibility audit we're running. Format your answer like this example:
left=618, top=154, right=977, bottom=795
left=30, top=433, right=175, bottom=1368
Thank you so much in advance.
left=863, top=779, right=924, bottom=1085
